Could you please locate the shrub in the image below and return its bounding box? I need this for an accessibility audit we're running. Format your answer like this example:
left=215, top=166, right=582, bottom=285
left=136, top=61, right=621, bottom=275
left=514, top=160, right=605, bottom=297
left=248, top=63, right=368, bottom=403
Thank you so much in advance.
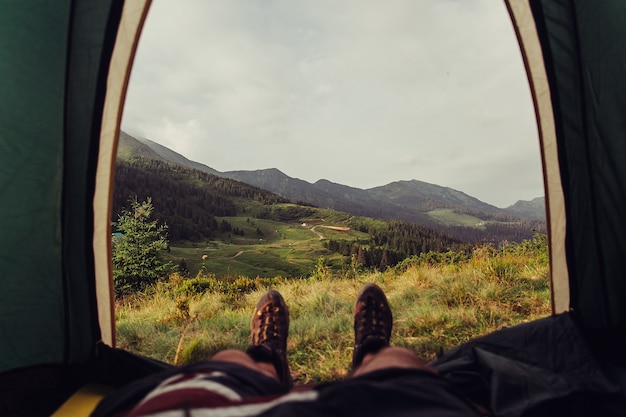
left=112, top=197, right=171, bottom=296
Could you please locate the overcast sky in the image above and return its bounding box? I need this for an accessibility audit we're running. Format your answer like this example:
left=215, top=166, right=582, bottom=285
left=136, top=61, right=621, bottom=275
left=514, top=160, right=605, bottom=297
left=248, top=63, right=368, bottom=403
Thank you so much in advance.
left=121, top=0, right=544, bottom=208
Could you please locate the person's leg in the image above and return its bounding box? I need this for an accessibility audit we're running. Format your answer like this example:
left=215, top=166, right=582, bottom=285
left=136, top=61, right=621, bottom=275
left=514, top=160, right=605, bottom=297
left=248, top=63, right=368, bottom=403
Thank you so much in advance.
left=211, top=349, right=280, bottom=381
left=207, top=290, right=292, bottom=389
left=352, top=347, right=437, bottom=377
left=192, top=289, right=291, bottom=389
left=195, top=289, right=291, bottom=388
left=242, top=289, right=293, bottom=389
left=351, top=283, right=435, bottom=376
left=92, top=290, right=293, bottom=417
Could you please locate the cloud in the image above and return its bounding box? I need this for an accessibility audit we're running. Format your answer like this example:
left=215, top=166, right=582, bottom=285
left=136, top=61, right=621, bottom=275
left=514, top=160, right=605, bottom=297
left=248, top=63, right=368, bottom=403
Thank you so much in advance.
left=122, top=0, right=543, bottom=208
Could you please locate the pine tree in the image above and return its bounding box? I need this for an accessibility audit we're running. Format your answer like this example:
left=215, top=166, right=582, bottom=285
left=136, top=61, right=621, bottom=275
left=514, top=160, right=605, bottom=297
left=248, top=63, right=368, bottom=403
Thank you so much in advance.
left=112, top=197, right=171, bottom=296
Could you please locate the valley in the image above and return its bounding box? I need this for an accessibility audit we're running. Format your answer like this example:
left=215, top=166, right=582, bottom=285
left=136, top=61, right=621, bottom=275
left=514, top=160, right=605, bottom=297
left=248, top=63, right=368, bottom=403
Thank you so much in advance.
left=114, top=131, right=546, bottom=278
left=163, top=212, right=371, bottom=278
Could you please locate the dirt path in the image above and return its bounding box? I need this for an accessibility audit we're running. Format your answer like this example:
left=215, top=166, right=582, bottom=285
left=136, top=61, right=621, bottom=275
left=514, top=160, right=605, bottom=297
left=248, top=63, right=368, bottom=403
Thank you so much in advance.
left=319, top=225, right=350, bottom=232
left=310, top=226, right=324, bottom=240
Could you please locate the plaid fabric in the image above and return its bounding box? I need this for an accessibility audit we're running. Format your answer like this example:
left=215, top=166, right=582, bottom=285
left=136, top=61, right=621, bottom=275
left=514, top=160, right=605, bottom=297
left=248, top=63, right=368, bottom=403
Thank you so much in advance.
left=93, top=362, right=482, bottom=417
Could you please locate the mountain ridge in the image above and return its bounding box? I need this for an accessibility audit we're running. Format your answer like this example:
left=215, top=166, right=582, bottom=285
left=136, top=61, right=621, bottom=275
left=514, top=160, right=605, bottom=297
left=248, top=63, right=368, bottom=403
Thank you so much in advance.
left=117, top=131, right=546, bottom=224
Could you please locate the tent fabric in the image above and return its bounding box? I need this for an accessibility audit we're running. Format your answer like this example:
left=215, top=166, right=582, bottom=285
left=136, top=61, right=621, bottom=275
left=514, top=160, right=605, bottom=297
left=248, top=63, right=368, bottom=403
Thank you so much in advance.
left=0, top=1, right=151, bottom=415
left=0, top=344, right=171, bottom=417
left=525, top=0, right=626, bottom=348
left=61, top=0, right=126, bottom=370
left=0, top=0, right=123, bottom=374
left=0, top=0, right=69, bottom=372
left=94, top=0, right=152, bottom=348
left=0, top=0, right=151, bottom=371
left=432, top=313, right=624, bottom=417
left=505, top=0, right=570, bottom=314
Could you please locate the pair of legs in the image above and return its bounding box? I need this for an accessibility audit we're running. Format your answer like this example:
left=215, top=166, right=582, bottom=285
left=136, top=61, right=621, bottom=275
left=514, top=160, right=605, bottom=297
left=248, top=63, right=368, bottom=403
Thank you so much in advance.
left=212, top=346, right=432, bottom=381
left=95, top=285, right=486, bottom=417
left=211, top=283, right=435, bottom=389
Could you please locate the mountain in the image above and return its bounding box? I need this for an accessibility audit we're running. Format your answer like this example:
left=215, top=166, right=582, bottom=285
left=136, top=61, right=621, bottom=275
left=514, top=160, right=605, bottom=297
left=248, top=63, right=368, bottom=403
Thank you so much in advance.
left=117, top=131, right=165, bottom=161
left=311, top=179, right=438, bottom=225
left=221, top=172, right=539, bottom=226
left=505, top=197, right=546, bottom=220
left=367, top=180, right=503, bottom=215
left=223, top=171, right=436, bottom=225
left=118, top=132, right=222, bottom=176
left=224, top=168, right=335, bottom=206
left=117, top=131, right=545, bottom=228
left=136, top=137, right=222, bottom=176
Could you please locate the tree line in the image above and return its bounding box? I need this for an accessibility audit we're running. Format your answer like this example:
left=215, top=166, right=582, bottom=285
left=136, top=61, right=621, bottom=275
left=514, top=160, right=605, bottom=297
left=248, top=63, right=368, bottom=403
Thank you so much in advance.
left=324, top=220, right=469, bottom=270
left=442, top=220, right=545, bottom=244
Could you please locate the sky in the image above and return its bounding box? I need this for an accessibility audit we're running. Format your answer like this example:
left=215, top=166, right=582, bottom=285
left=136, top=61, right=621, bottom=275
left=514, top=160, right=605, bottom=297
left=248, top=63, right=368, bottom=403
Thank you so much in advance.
left=121, top=0, right=544, bottom=209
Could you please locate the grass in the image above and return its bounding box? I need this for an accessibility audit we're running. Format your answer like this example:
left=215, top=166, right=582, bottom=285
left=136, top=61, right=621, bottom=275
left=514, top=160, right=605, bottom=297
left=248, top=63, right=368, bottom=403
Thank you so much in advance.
left=163, top=215, right=369, bottom=278
left=116, top=239, right=551, bottom=384
left=426, top=209, right=486, bottom=228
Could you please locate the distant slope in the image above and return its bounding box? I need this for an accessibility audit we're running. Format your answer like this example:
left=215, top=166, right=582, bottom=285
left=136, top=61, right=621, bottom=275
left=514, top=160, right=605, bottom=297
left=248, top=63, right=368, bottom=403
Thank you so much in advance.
left=135, top=136, right=222, bottom=176
left=505, top=197, right=546, bottom=220
left=117, top=131, right=166, bottom=161
left=367, top=180, right=503, bottom=215
left=312, top=179, right=435, bottom=225
left=223, top=173, right=507, bottom=226
left=224, top=171, right=435, bottom=225
left=223, top=168, right=335, bottom=206
left=119, top=132, right=221, bottom=175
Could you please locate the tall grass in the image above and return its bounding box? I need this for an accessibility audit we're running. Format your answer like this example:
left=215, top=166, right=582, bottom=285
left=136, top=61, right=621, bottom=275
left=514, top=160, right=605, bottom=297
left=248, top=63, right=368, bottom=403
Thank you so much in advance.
left=116, top=236, right=551, bottom=384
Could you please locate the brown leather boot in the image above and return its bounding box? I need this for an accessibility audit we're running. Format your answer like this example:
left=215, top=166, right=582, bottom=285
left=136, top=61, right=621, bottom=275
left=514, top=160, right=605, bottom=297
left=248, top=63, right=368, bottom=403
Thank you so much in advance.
left=246, top=290, right=292, bottom=390
left=352, top=283, right=393, bottom=371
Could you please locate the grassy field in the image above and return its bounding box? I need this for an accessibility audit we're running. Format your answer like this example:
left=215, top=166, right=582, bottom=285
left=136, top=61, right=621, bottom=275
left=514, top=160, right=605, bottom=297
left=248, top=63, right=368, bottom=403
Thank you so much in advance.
left=116, top=237, right=551, bottom=384
left=163, top=214, right=371, bottom=278
left=426, top=209, right=486, bottom=228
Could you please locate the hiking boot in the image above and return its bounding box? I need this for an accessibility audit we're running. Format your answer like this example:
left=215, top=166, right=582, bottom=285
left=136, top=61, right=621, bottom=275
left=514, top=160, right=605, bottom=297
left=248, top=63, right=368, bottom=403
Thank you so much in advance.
left=352, top=283, right=393, bottom=370
left=246, top=290, right=292, bottom=390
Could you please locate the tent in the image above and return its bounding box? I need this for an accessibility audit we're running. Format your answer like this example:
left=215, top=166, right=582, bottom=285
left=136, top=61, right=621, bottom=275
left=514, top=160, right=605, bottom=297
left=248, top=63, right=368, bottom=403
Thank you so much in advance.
left=0, top=1, right=624, bottom=415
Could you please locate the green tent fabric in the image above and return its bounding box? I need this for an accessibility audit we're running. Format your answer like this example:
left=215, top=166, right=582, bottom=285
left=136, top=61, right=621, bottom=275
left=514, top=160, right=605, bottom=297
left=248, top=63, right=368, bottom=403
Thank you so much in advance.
left=0, top=1, right=157, bottom=416
left=0, top=0, right=124, bottom=373
left=508, top=0, right=626, bottom=357
left=530, top=0, right=626, bottom=345
left=0, top=1, right=625, bottom=416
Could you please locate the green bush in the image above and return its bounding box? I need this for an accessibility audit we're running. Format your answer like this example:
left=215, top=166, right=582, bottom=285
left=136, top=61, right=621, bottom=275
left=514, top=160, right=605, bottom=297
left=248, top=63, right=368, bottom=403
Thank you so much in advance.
left=177, top=276, right=224, bottom=296
left=175, top=274, right=286, bottom=297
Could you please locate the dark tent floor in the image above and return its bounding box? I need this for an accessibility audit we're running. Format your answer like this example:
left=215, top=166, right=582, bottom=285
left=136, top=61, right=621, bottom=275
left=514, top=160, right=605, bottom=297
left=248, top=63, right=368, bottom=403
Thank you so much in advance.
left=432, top=313, right=626, bottom=416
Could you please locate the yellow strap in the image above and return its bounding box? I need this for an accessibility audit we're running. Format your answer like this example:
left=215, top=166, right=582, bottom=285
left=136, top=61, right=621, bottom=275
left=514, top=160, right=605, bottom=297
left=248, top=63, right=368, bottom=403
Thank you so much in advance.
left=51, top=384, right=114, bottom=417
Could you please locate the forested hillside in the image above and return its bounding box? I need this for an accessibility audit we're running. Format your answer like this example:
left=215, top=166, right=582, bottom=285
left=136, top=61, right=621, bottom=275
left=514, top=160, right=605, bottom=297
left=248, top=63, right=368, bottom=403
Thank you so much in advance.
left=325, top=220, right=467, bottom=271
left=113, top=159, right=288, bottom=241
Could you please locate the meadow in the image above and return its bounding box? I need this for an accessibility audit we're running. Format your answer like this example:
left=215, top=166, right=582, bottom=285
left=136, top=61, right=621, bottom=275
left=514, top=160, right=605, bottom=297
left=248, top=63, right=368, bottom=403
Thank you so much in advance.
left=162, top=212, right=373, bottom=278
left=116, top=235, right=551, bottom=384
